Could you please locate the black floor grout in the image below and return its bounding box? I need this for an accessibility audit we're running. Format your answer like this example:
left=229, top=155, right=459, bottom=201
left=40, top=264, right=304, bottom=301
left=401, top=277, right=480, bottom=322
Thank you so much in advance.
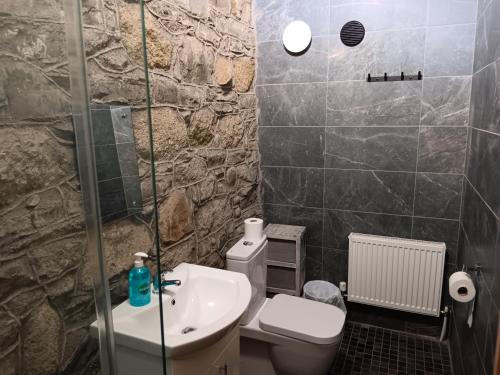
left=331, top=321, right=453, bottom=375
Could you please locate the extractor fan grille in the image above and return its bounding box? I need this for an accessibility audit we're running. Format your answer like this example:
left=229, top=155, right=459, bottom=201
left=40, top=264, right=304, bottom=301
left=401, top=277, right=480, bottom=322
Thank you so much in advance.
left=340, top=21, right=365, bottom=47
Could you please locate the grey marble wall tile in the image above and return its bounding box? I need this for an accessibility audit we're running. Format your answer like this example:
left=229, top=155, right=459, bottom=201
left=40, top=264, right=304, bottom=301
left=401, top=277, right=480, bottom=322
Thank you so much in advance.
left=471, top=275, right=496, bottom=375
left=307, top=244, right=322, bottom=263
left=455, top=228, right=496, bottom=367
left=306, top=257, right=323, bottom=281
left=326, top=80, right=422, bottom=126
left=412, top=217, right=459, bottom=262
left=473, top=0, right=500, bottom=73
left=264, top=204, right=324, bottom=246
left=256, top=38, right=328, bottom=84
left=330, top=0, right=427, bottom=34
left=328, top=29, right=425, bottom=81
left=483, top=294, right=498, bottom=375
left=414, top=173, right=463, bottom=219
left=325, top=127, right=418, bottom=171
left=328, top=28, right=425, bottom=81
left=324, top=169, right=415, bottom=215
left=262, top=167, right=324, bottom=208
left=259, top=126, right=325, bottom=167
left=256, top=83, right=327, bottom=126
left=255, top=0, right=330, bottom=42
left=441, top=263, right=457, bottom=306
left=288, top=0, right=330, bottom=36
left=306, top=246, right=323, bottom=281
left=324, top=209, right=413, bottom=249
left=254, top=0, right=289, bottom=42
left=467, top=128, right=500, bottom=218
left=462, top=181, right=499, bottom=304
left=424, top=24, right=475, bottom=77
left=470, top=60, right=500, bottom=134
left=421, top=77, right=472, bottom=126
left=322, top=248, right=348, bottom=286
left=427, top=0, right=477, bottom=26
left=417, top=127, right=467, bottom=173
left=453, top=293, right=489, bottom=375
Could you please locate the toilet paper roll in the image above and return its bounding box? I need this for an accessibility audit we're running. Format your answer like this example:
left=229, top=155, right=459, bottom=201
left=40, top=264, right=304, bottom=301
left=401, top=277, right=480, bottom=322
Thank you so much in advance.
left=449, top=271, right=476, bottom=303
left=244, top=218, right=264, bottom=242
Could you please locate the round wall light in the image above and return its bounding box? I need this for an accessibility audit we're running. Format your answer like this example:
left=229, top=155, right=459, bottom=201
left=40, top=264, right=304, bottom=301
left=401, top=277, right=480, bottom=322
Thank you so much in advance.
left=282, top=20, right=312, bottom=54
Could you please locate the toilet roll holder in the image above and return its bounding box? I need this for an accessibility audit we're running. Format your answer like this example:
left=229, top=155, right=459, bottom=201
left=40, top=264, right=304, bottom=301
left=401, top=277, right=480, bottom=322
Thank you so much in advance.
left=462, top=263, right=482, bottom=275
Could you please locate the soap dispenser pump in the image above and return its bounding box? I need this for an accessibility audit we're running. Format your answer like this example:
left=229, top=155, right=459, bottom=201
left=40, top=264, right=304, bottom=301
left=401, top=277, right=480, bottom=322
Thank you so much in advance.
left=128, top=252, right=151, bottom=307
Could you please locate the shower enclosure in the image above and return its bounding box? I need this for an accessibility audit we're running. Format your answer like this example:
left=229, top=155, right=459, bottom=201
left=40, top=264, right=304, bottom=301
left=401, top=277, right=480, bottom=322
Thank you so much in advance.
left=0, top=0, right=167, bottom=374
left=1, top=0, right=259, bottom=372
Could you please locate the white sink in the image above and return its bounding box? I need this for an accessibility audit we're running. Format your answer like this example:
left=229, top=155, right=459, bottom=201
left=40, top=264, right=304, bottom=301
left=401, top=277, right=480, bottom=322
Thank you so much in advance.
left=91, top=263, right=251, bottom=358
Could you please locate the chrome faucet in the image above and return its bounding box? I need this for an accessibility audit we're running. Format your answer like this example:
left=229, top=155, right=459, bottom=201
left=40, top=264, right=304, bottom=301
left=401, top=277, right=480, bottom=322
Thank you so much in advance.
left=152, top=271, right=181, bottom=294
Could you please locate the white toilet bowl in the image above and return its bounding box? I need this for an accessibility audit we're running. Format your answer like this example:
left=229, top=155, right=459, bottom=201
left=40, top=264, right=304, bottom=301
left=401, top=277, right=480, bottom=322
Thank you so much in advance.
left=226, top=236, right=346, bottom=375
left=240, top=296, right=344, bottom=375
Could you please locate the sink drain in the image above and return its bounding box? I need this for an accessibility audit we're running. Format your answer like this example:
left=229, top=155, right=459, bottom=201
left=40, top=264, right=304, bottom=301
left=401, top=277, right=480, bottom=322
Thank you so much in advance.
left=181, top=326, right=196, bottom=334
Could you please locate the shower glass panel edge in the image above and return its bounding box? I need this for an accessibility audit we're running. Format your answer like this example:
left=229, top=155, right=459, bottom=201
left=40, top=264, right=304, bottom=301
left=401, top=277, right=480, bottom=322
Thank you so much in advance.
left=139, top=1, right=168, bottom=374
left=63, top=1, right=117, bottom=374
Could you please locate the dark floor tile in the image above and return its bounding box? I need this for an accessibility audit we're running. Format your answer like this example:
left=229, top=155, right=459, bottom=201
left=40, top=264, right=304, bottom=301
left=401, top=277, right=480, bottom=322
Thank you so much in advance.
left=332, top=322, right=451, bottom=375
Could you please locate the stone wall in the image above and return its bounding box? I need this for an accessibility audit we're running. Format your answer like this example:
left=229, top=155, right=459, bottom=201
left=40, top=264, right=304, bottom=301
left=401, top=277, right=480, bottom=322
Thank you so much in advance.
left=0, top=0, right=260, bottom=374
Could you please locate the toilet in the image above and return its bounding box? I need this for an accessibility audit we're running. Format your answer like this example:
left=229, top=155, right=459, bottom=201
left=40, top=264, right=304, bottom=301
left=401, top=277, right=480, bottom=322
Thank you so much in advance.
left=226, top=235, right=345, bottom=375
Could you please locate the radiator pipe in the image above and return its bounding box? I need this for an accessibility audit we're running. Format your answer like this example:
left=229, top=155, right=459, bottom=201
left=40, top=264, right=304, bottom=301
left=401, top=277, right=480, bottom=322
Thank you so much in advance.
left=440, top=306, right=449, bottom=342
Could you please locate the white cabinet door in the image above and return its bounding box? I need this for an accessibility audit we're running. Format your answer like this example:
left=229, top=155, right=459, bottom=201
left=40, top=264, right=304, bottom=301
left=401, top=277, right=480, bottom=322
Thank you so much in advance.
left=207, top=331, right=240, bottom=375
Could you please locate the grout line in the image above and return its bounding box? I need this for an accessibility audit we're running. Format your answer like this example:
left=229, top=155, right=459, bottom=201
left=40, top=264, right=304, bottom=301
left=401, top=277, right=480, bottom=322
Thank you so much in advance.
left=261, top=165, right=463, bottom=176
left=321, top=6, right=330, bottom=274
left=455, top=173, right=466, bottom=266
left=256, top=74, right=473, bottom=87
left=264, top=202, right=462, bottom=222
left=412, top=0, right=431, bottom=237
left=261, top=124, right=469, bottom=128
left=256, top=81, right=327, bottom=87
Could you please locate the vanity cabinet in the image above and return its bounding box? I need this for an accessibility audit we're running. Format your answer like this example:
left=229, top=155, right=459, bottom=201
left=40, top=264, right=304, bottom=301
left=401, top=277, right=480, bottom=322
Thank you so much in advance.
left=166, top=324, right=241, bottom=375
left=208, top=328, right=240, bottom=375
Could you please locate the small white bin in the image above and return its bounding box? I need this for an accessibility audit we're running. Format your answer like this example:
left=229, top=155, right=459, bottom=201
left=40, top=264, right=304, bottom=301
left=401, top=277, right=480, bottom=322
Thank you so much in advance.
left=303, top=280, right=347, bottom=314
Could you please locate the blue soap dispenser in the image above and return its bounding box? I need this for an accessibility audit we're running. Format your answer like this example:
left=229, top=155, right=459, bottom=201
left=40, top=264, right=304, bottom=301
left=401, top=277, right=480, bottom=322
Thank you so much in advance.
left=129, top=252, right=151, bottom=307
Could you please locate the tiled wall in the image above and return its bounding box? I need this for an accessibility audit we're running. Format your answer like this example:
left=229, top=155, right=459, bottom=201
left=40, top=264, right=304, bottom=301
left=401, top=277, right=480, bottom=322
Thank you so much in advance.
left=255, top=0, right=475, bottom=293
left=450, top=0, right=500, bottom=373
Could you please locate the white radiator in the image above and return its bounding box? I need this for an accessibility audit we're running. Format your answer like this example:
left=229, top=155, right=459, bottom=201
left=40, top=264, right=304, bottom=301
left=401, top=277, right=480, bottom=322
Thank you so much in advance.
left=347, top=233, right=446, bottom=317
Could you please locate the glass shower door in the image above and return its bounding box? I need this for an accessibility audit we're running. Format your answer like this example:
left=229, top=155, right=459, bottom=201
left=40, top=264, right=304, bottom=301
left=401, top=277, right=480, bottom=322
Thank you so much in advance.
left=63, top=0, right=168, bottom=374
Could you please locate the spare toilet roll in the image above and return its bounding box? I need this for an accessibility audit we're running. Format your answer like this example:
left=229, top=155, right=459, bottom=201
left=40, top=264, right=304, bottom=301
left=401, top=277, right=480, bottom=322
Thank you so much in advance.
left=244, top=218, right=263, bottom=242
left=449, top=271, right=476, bottom=303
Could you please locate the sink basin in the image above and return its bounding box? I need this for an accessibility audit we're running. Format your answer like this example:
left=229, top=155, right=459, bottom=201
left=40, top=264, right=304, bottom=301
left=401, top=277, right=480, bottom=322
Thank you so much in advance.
left=90, top=263, right=251, bottom=358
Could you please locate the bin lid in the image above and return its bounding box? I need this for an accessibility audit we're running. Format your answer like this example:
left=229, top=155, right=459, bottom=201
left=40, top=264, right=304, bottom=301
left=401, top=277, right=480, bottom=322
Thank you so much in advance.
left=303, top=280, right=337, bottom=299
left=259, top=294, right=345, bottom=344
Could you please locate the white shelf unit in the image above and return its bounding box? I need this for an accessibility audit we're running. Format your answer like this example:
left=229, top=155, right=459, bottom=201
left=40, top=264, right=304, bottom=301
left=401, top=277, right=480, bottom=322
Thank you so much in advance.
left=264, top=224, right=306, bottom=296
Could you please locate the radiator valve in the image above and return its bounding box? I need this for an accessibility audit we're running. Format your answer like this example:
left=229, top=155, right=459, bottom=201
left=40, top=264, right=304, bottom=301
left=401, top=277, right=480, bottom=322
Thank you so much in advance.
left=339, top=281, right=347, bottom=293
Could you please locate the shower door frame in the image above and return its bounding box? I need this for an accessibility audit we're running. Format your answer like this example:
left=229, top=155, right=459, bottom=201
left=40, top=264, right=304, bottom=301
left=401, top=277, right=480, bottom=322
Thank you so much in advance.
left=63, top=1, right=117, bottom=374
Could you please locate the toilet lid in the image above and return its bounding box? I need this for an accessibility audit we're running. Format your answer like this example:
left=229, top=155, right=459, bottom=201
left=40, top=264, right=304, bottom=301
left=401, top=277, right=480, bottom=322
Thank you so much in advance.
left=259, top=294, right=345, bottom=345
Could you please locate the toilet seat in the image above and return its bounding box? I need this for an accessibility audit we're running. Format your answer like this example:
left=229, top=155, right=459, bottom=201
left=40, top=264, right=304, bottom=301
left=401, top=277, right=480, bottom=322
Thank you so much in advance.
left=259, top=294, right=345, bottom=345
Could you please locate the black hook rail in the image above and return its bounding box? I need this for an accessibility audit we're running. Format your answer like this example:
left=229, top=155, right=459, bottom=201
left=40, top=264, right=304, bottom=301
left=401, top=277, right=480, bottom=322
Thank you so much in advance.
left=367, top=71, right=422, bottom=82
